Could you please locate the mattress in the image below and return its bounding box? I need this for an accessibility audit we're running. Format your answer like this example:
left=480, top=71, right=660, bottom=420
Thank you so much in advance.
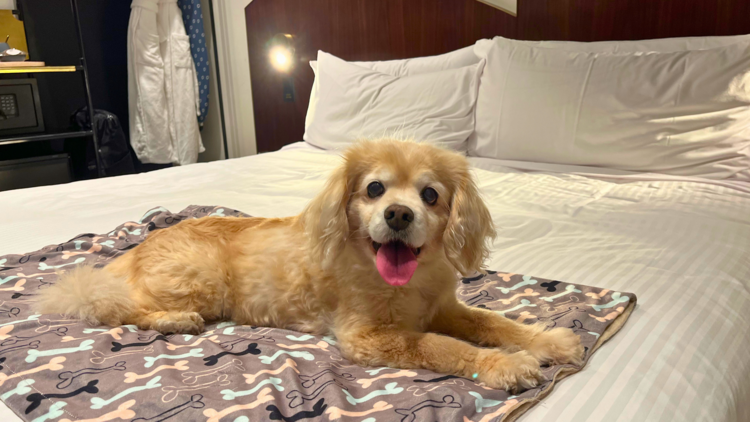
left=1, top=144, right=749, bottom=421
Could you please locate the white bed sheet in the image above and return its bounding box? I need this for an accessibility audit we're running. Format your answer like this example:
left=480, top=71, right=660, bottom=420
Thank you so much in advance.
left=1, top=146, right=749, bottom=422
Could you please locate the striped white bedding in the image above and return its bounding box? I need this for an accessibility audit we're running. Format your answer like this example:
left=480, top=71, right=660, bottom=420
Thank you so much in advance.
left=1, top=144, right=748, bottom=421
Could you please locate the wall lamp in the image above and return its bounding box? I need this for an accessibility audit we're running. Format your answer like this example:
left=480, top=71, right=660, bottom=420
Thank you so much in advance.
left=268, top=33, right=295, bottom=102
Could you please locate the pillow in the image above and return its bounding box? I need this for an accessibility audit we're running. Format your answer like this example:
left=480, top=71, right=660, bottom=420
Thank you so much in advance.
left=526, top=34, right=750, bottom=53
left=474, top=35, right=750, bottom=57
left=304, top=51, right=485, bottom=152
left=470, top=37, right=750, bottom=181
left=305, top=44, right=485, bottom=132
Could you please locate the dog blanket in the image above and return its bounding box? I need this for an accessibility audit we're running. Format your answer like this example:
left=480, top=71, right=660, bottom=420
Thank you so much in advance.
left=0, top=206, right=636, bottom=422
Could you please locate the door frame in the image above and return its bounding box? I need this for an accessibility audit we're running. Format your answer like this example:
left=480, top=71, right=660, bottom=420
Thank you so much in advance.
left=211, top=0, right=257, bottom=158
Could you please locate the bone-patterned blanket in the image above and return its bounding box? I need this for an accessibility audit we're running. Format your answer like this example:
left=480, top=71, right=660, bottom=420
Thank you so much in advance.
left=0, top=206, right=636, bottom=422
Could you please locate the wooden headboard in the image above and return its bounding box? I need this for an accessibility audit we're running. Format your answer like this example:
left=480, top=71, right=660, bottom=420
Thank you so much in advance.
left=245, top=0, right=750, bottom=153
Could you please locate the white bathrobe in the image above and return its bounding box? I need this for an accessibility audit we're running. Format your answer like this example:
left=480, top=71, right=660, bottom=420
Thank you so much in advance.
left=127, top=0, right=204, bottom=165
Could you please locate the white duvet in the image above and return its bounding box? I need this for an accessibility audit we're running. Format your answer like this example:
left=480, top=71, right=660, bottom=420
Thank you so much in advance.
left=1, top=144, right=748, bottom=421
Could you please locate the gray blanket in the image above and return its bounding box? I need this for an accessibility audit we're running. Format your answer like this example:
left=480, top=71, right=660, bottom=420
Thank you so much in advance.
left=0, top=206, right=636, bottom=422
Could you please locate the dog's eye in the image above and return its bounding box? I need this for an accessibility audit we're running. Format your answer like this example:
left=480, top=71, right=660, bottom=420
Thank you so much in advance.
left=421, top=187, right=438, bottom=205
left=367, top=181, right=385, bottom=198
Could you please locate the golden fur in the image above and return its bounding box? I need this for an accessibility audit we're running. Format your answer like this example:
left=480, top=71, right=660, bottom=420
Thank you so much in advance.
left=36, top=139, right=583, bottom=391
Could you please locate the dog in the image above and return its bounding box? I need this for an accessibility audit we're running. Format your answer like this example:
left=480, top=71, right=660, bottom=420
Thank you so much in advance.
left=36, top=139, right=583, bottom=392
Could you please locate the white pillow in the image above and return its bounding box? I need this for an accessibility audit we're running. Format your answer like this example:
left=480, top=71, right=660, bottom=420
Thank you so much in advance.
left=525, top=34, right=750, bottom=53
left=305, top=44, right=484, bottom=132
left=474, top=35, right=750, bottom=57
left=470, top=37, right=750, bottom=181
left=304, top=51, right=485, bottom=152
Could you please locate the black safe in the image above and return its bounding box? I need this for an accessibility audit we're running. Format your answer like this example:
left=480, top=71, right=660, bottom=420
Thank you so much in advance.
left=0, top=78, right=44, bottom=136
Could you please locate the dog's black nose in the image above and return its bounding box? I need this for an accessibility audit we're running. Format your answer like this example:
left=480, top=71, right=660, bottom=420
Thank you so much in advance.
left=384, top=204, right=414, bottom=231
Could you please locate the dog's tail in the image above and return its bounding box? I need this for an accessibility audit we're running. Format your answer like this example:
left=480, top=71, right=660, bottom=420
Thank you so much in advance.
left=34, top=265, right=136, bottom=326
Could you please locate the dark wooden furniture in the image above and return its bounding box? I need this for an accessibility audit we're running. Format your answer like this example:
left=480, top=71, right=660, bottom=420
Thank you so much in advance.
left=0, top=0, right=104, bottom=176
left=0, top=154, right=72, bottom=191
left=245, top=0, right=750, bottom=153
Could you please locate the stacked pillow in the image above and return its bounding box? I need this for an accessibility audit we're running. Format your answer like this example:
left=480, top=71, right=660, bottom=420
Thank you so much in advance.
left=470, top=35, right=750, bottom=181
left=474, top=34, right=750, bottom=55
left=304, top=34, right=750, bottom=181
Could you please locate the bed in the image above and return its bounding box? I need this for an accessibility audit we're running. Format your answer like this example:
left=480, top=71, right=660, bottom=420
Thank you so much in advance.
left=4, top=26, right=750, bottom=420
left=0, top=140, right=748, bottom=421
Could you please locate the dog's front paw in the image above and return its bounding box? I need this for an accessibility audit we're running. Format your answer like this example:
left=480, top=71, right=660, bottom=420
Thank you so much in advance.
left=527, top=327, right=584, bottom=366
left=475, top=350, right=544, bottom=393
left=154, top=312, right=205, bottom=335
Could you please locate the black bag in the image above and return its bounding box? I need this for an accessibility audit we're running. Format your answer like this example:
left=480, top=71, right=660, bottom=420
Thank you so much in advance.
left=72, top=107, right=135, bottom=177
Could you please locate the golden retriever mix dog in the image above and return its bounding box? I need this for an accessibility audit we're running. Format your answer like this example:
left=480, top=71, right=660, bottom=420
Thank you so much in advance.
left=36, top=139, right=583, bottom=391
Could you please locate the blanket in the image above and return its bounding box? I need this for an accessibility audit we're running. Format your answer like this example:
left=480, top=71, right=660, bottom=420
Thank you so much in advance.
left=0, top=206, right=636, bottom=422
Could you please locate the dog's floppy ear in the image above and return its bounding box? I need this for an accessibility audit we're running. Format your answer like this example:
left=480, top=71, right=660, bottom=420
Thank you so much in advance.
left=443, top=172, right=497, bottom=276
left=302, top=162, right=351, bottom=267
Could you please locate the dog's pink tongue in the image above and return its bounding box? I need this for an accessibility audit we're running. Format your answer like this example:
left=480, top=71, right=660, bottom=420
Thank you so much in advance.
left=376, top=242, right=418, bottom=286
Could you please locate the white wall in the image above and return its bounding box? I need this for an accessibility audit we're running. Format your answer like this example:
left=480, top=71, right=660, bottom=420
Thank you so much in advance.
left=211, top=0, right=257, bottom=158
left=198, top=0, right=225, bottom=162
left=477, top=0, right=517, bottom=16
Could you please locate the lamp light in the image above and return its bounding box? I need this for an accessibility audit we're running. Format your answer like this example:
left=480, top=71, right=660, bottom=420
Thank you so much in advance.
left=268, top=33, right=296, bottom=102
left=268, top=33, right=294, bottom=73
